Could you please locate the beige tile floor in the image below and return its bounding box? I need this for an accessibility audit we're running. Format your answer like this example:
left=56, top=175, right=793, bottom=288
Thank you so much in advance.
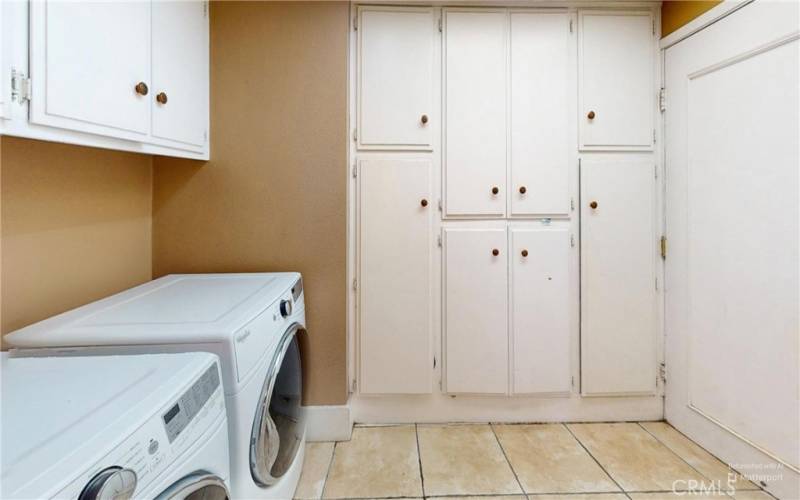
left=294, top=422, right=774, bottom=500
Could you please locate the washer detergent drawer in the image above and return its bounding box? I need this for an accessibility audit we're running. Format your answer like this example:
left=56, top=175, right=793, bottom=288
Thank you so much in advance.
left=234, top=306, right=281, bottom=382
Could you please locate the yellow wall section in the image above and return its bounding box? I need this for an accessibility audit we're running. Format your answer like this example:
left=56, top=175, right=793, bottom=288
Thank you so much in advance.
left=152, top=2, right=349, bottom=405
left=0, top=137, right=153, bottom=342
left=662, top=0, right=723, bottom=37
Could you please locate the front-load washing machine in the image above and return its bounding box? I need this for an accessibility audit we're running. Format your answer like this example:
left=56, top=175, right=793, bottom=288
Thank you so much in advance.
left=1, top=352, right=229, bottom=500
left=7, top=273, right=308, bottom=499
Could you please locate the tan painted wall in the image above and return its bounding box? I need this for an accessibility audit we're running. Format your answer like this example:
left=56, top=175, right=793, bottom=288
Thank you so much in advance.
left=152, top=2, right=349, bottom=405
left=0, top=137, right=153, bottom=342
left=662, top=0, right=723, bottom=37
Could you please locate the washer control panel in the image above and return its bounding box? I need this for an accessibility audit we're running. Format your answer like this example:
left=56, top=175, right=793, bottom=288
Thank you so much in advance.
left=162, top=364, right=220, bottom=442
left=55, top=361, right=225, bottom=500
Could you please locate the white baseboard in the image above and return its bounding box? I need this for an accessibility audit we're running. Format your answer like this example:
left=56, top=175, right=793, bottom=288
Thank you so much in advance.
left=304, top=404, right=353, bottom=442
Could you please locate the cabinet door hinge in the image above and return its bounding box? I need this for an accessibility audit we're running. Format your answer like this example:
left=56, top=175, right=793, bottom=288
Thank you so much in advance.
left=352, top=164, right=357, bottom=178
left=659, top=362, right=666, bottom=384
left=652, top=18, right=656, bottom=35
left=570, top=234, right=576, bottom=248
left=437, top=234, right=442, bottom=247
left=352, top=128, right=357, bottom=142
left=438, top=17, right=443, bottom=32
left=11, top=69, right=31, bottom=103
left=203, top=130, right=208, bottom=142
left=659, top=87, right=666, bottom=112
left=352, top=278, right=357, bottom=291
left=569, top=19, right=573, bottom=33
left=353, top=14, right=358, bottom=31
left=571, top=376, right=575, bottom=388
left=660, top=235, right=667, bottom=259
left=203, top=1, right=208, bottom=18
left=653, top=128, right=657, bottom=144
left=433, top=357, right=437, bottom=369
left=351, top=378, right=357, bottom=392
left=570, top=197, right=575, bottom=211
left=655, top=276, right=659, bottom=291
left=437, top=199, right=442, bottom=212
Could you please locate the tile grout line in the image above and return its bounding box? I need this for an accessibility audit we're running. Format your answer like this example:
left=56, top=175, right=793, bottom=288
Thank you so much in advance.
left=635, top=422, right=774, bottom=498
left=562, top=423, right=630, bottom=498
left=317, top=440, right=339, bottom=500
left=489, top=423, right=527, bottom=497
left=415, top=423, right=427, bottom=500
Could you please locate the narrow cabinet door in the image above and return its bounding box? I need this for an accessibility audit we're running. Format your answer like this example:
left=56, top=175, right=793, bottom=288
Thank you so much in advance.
left=152, top=0, right=209, bottom=148
left=444, top=10, right=507, bottom=217
left=510, top=12, right=572, bottom=216
left=29, top=1, right=150, bottom=137
left=444, top=227, right=508, bottom=394
left=511, top=227, right=572, bottom=394
left=579, top=11, right=654, bottom=150
left=358, top=159, right=433, bottom=394
left=358, top=7, right=434, bottom=150
left=581, top=159, right=657, bottom=395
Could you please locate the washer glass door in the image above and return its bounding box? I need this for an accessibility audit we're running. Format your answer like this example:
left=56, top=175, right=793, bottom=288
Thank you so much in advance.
left=250, top=323, right=304, bottom=486
left=155, top=472, right=229, bottom=500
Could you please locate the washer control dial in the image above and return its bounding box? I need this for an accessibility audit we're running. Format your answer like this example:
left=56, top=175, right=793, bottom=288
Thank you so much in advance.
left=279, top=299, right=293, bottom=318
left=79, top=467, right=137, bottom=500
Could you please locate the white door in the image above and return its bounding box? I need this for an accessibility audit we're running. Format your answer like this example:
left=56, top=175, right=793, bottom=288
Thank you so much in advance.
left=358, top=7, right=434, bottom=150
left=510, top=226, right=573, bottom=395
left=581, top=159, right=656, bottom=395
left=510, top=12, right=573, bottom=216
left=444, top=226, right=508, bottom=394
left=444, top=10, right=507, bottom=217
left=152, top=0, right=208, bottom=148
left=579, top=11, right=654, bottom=150
left=664, top=3, right=799, bottom=497
left=29, top=1, right=151, bottom=138
left=358, top=159, right=433, bottom=394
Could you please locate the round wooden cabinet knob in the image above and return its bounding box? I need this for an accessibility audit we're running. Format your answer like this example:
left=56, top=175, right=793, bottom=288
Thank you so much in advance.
left=521, top=249, right=529, bottom=257
left=587, top=110, right=596, bottom=120
left=420, top=199, right=428, bottom=207
left=421, top=114, right=429, bottom=124
left=156, top=92, right=168, bottom=105
left=519, top=186, right=527, bottom=194
left=491, top=186, right=500, bottom=195
left=135, top=82, right=149, bottom=96
left=590, top=201, right=598, bottom=209
left=492, top=248, right=500, bottom=256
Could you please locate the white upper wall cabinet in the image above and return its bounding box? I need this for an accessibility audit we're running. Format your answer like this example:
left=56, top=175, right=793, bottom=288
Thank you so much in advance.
left=152, top=0, right=209, bottom=147
left=30, top=1, right=151, bottom=138
left=358, top=158, right=433, bottom=394
left=358, top=7, right=434, bottom=150
left=579, top=11, right=654, bottom=150
left=511, top=226, right=573, bottom=395
left=444, top=227, right=509, bottom=394
left=444, top=9, right=507, bottom=217
left=510, top=12, right=573, bottom=216
left=581, top=159, right=657, bottom=396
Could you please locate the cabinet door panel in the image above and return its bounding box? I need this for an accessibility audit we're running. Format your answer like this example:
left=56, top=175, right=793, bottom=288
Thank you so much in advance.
left=444, top=227, right=508, bottom=394
left=152, top=0, right=208, bottom=148
left=30, top=1, right=150, bottom=137
left=511, top=227, right=572, bottom=394
left=359, top=159, right=432, bottom=394
left=358, top=7, right=434, bottom=150
left=444, top=10, right=507, bottom=216
left=579, top=11, right=654, bottom=150
left=581, top=159, right=657, bottom=395
left=510, top=12, right=572, bottom=216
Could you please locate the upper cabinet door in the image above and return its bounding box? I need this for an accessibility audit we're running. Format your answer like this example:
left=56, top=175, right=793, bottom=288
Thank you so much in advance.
left=152, top=0, right=209, bottom=148
left=358, top=7, right=434, bottom=150
left=29, top=1, right=151, bottom=138
left=511, top=226, right=573, bottom=395
left=579, top=11, right=654, bottom=150
left=444, top=10, right=507, bottom=217
left=444, top=227, right=509, bottom=394
left=510, top=12, right=573, bottom=216
left=358, top=158, right=433, bottom=394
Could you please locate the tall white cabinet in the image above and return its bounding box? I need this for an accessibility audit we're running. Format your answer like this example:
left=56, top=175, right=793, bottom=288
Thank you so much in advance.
left=352, top=4, right=660, bottom=417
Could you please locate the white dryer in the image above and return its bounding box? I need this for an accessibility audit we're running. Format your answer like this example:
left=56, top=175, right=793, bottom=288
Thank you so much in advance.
left=6, top=273, right=307, bottom=500
left=0, top=352, right=229, bottom=500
